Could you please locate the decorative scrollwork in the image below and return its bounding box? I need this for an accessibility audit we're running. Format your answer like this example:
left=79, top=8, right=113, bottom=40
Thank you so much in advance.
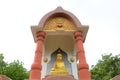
left=43, top=17, right=77, bottom=31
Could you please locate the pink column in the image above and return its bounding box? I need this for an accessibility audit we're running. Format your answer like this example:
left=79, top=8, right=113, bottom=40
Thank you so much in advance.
left=74, top=31, right=91, bottom=80
left=29, top=31, right=45, bottom=80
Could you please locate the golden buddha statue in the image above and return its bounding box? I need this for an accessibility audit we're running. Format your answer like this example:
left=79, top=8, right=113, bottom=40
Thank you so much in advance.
left=50, top=53, right=69, bottom=75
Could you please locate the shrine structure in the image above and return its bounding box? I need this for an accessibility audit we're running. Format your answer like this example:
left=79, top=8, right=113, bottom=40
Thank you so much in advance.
left=29, top=7, right=91, bottom=80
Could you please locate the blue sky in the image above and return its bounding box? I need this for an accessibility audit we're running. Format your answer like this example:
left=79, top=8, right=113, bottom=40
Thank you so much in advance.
left=0, top=0, right=120, bottom=70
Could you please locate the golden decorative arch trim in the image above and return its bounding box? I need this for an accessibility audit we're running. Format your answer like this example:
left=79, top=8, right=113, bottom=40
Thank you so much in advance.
left=43, top=17, right=77, bottom=31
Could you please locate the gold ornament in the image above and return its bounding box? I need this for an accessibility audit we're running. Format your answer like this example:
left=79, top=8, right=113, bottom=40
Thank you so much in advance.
left=70, top=57, right=75, bottom=62
left=43, top=17, right=77, bottom=31
left=43, top=57, right=48, bottom=63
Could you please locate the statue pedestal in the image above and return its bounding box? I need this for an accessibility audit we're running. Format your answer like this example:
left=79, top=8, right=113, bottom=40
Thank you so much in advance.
left=42, top=75, right=76, bottom=80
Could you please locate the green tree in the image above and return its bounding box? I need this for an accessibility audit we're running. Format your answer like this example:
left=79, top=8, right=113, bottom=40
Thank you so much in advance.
left=90, top=53, right=120, bottom=80
left=5, top=60, right=29, bottom=80
left=0, top=53, right=29, bottom=80
left=0, top=53, right=7, bottom=74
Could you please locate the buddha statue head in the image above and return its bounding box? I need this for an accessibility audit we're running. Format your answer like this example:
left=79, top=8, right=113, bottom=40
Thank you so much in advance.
left=56, top=53, right=62, bottom=61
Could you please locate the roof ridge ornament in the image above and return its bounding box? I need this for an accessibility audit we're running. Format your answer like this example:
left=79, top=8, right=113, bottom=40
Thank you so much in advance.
left=56, top=6, right=63, bottom=10
left=54, top=6, right=65, bottom=12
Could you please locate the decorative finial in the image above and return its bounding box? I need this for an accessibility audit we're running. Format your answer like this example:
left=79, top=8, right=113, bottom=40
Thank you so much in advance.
left=55, top=6, right=64, bottom=12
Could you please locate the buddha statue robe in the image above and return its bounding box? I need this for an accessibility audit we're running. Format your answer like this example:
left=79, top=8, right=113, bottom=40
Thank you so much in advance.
left=50, top=53, right=69, bottom=75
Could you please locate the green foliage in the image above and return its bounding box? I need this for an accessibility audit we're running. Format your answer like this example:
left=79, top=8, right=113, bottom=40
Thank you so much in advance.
left=90, top=53, right=120, bottom=80
left=0, top=53, right=7, bottom=74
left=0, top=53, right=29, bottom=80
